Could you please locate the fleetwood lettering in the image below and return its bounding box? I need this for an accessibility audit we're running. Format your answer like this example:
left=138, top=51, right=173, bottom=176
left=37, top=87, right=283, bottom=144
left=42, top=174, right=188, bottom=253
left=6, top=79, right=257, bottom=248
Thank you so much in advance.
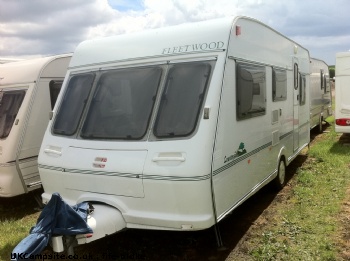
left=162, top=41, right=225, bottom=54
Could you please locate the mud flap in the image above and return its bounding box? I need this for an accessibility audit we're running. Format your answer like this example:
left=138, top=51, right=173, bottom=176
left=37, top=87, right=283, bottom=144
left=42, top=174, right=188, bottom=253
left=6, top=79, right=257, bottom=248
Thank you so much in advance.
left=76, top=204, right=126, bottom=244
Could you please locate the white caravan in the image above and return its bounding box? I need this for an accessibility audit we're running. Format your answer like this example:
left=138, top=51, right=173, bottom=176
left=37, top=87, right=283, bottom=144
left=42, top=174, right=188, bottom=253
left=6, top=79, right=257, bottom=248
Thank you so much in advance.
left=335, top=52, right=350, bottom=133
left=0, top=54, right=71, bottom=197
left=309, top=58, right=332, bottom=132
left=38, top=16, right=310, bottom=250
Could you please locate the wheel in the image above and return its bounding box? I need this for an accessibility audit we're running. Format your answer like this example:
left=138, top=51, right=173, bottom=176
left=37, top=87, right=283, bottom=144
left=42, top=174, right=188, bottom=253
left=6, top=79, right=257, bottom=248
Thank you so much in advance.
left=273, top=158, right=286, bottom=190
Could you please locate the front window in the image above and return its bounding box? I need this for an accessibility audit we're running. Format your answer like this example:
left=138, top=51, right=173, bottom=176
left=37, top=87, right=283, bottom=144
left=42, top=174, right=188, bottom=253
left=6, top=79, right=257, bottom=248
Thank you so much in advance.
left=81, top=67, right=162, bottom=139
left=53, top=60, right=214, bottom=140
left=153, top=62, right=212, bottom=138
left=0, top=90, right=26, bottom=139
left=53, top=74, right=95, bottom=136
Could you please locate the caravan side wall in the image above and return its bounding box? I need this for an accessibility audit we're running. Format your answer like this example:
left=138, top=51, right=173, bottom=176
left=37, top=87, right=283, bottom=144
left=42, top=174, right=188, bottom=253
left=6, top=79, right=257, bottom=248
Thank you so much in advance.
left=0, top=55, right=71, bottom=197
left=335, top=52, right=350, bottom=133
left=211, top=18, right=310, bottom=219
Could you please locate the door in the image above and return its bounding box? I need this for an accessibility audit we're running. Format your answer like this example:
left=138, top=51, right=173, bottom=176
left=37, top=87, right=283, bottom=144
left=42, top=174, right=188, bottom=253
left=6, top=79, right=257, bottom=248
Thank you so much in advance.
left=293, top=61, right=299, bottom=151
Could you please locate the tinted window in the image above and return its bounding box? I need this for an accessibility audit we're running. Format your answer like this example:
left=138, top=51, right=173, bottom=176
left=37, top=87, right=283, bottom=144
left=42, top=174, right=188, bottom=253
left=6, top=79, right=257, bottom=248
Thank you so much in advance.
left=299, top=74, right=306, bottom=106
left=236, top=63, right=266, bottom=120
left=153, top=62, right=212, bottom=138
left=53, top=74, right=94, bottom=136
left=272, top=68, right=287, bottom=101
left=49, top=80, right=63, bottom=110
left=81, top=67, right=162, bottom=139
left=294, top=63, right=299, bottom=90
left=0, top=90, right=26, bottom=139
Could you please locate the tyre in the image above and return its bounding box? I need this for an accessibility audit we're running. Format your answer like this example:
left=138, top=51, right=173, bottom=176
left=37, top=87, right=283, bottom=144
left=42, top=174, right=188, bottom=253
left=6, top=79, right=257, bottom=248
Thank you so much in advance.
left=273, top=158, right=286, bottom=191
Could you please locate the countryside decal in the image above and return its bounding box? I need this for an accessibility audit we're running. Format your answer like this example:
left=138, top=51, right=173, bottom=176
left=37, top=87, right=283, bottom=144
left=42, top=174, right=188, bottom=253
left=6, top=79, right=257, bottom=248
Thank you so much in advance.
left=224, top=142, right=247, bottom=163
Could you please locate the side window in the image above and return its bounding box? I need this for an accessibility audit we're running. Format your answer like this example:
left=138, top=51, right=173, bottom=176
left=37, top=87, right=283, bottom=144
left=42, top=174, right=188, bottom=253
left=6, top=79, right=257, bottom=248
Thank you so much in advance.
left=49, top=80, right=63, bottom=110
left=0, top=90, right=26, bottom=139
left=320, top=69, right=325, bottom=90
left=236, top=62, right=266, bottom=120
left=294, top=63, right=299, bottom=90
left=299, top=74, right=306, bottom=106
left=272, top=68, right=287, bottom=102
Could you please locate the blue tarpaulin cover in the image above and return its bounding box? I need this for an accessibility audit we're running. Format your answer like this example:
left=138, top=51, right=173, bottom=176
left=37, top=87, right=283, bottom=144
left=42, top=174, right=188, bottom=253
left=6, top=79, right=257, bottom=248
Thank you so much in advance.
left=11, top=192, right=93, bottom=261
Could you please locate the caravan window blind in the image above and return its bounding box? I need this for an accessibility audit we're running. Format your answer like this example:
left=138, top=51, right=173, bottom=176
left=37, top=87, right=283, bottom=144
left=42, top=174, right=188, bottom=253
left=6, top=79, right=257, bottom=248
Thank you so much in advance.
left=0, top=90, right=26, bottom=139
left=153, top=61, right=212, bottom=138
left=81, top=67, right=162, bottom=140
left=272, top=68, right=287, bottom=102
left=53, top=74, right=94, bottom=136
left=236, top=62, right=266, bottom=120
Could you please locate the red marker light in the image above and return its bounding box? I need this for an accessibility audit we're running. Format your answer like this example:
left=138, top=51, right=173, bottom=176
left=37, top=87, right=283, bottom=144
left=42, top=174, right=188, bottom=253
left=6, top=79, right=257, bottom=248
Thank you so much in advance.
left=236, top=25, right=241, bottom=36
left=336, top=118, right=350, bottom=126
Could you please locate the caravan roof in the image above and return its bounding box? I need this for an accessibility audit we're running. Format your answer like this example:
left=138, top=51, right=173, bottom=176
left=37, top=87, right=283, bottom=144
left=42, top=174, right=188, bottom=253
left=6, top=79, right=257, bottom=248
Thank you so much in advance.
left=69, top=16, right=308, bottom=72
left=0, top=54, right=72, bottom=85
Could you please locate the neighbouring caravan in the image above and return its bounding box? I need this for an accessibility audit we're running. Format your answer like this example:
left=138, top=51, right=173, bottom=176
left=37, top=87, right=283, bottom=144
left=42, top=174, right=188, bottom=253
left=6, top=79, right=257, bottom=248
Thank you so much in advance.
left=309, top=58, right=332, bottom=132
left=0, top=54, right=71, bottom=197
left=335, top=52, right=350, bottom=133
left=38, top=16, right=310, bottom=251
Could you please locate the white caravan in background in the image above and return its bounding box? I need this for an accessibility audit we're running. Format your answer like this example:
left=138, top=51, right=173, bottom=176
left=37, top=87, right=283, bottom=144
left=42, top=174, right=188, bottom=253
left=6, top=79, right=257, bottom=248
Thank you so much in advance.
left=0, top=54, right=71, bottom=197
left=335, top=52, right=350, bottom=133
left=38, top=16, right=310, bottom=251
left=309, top=58, right=332, bottom=132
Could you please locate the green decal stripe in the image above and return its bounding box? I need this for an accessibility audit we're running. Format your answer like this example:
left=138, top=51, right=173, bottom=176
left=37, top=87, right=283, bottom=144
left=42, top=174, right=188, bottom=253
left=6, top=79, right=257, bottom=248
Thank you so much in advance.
left=213, top=130, right=293, bottom=176
left=38, top=164, right=210, bottom=182
left=142, top=173, right=211, bottom=181
left=38, top=164, right=63, bottom=172
left=39, top=129, right=296, bottom=181
left=280, top=131, right=292, bottom=140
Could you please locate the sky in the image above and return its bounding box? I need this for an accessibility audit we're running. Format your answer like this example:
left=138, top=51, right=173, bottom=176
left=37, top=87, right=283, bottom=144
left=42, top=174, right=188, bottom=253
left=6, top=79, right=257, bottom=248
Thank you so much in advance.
left=0, top=0, right=349, bottom=65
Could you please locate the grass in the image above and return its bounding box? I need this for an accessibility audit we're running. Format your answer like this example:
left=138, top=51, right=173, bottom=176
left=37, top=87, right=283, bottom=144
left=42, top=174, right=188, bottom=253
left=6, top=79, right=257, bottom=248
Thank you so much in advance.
left=250, top=118, right=350, bottom=260
left=0, top=192, right=41, bottom=260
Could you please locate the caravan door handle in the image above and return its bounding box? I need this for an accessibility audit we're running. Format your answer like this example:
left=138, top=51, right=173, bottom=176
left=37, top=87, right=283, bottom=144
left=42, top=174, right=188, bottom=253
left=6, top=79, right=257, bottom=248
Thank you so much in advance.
left=43, top=148, right=62, bottom=156
left=152, top=156, right=185, bottom=162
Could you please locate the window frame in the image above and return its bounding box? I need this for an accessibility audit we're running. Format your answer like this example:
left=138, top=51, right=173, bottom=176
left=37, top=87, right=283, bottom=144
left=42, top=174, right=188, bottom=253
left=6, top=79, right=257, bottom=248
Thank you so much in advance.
left=272, top=68, right=287, bottom=102
left=80, top=66, right=163, bottom=140
left=52, top=73, right=95, bottom=136
left=49, top=80, right=63, bottom=110
left=299, top=73, right=306, bottom=106
left=236, top=62, right=267, bottom=121
left=0, top=89, right=26, bottom=139
left=153, top=61, right=214, bottom=138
